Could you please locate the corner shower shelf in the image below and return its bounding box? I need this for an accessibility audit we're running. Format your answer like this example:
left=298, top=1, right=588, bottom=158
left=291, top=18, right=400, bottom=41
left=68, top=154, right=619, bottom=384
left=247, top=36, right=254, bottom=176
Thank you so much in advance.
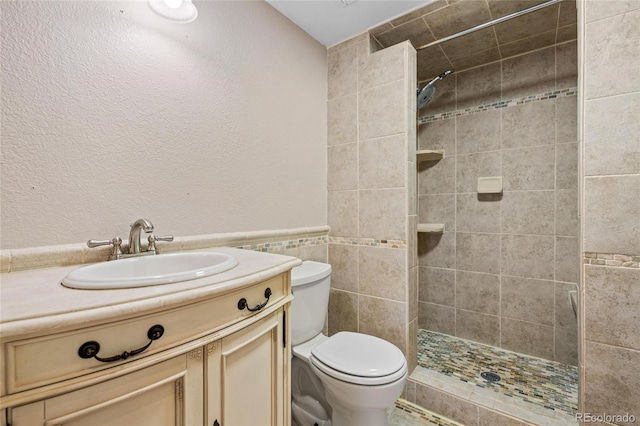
left=417, top=223, right=445, bottom=233
left=417, top=150, right=445, bottom=162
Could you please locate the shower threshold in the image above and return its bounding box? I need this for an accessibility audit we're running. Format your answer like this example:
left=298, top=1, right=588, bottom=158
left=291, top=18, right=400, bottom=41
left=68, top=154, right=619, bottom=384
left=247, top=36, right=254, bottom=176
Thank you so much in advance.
left=411, top=329, right=578, bottom=426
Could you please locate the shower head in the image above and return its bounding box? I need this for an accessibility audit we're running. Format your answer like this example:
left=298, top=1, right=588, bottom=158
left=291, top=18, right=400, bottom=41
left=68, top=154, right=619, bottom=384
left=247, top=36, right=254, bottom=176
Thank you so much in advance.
left=417, top=69, right=454, bottom=109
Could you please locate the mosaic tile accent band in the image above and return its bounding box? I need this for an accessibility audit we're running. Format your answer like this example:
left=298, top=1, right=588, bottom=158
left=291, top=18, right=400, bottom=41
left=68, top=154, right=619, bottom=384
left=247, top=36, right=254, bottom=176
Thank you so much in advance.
left=393, top=400, right=462, bottom=426
left=584, top=252, right=640, bottom=268
left=417, top=329, right=578, bottom=418
left=418, top=87, right=578, bottom=124
left=328, top=236, right=407, bottom=249
left=236, top=235, right=328, bottom=253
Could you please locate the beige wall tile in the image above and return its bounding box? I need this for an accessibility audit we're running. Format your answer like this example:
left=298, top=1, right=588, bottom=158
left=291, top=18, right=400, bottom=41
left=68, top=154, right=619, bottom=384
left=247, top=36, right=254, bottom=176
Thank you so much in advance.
left=456, top=193, right=501, bottom=234
left=359, top=134, right=406, bottom=189
left=328, top=289, right=358, bottom=335
left=408, top=215, right=418, bottom=268
left=408, top=318, right=418, bottom=373
left=555, top=326, right=578, bottom=366
left=585, top=0, right=640, bottom=22
left=450, top=47, right=501, bottom=73
left=359, top=246, right=407, bottom=302
left=555, top=237, right=579, bottom=283
left=419, top=194, right=456, bottom=232
left=359, top=80, right=406, bottom=140
left=456, top=109, right=501, bottom=154
left=556, top=189, right=579, bottom=237
left=556, top=41, right=578, bottom=89
left=456, top=152, right=501, bottom=193
left=585, top=92, right=640, bottom=176
left=359, top=188, right=406, bottom=240
left=556, top=143, right=579, bottom=189
left=501, top=191, right=555, bottom=235
left=501, top=276, right=555, bottom=325
left=328, top=243, right=358, bottom=292
left=585, top=265, right=640, bottom=350
left=502, top=47, right=555, bottom=100
left=556, top=24, right=577, bottom=44
left=424, top=0, right=492, bottom=38
left=439, top=27, right=497, bottom=61
left=409, top=266, right=418, bottom=321
left=457, top=309, right=500, bottom=346
left=327, top=143, right=357, bottom=191
left=584, top=175, right=640, bottom=254
left=418, top=156, right=456, bottom=194
left=418, top=118, right=455, bottom=152
left=502, top=145, right=555, bottom=191
left=327, top=190, right=358, bottom=237
left=456, top=62, right=501, bottom=111
left=479, top=407, right=535, bottom=426
left=375, top=18, right=434, bottom=49
left=456, top=271, right=500, bottom=315
left=418, top=232, right=456, bottom=269
left=493, top=3, right=559, bottom=44
left=358, top=42, right=405, bottom=91
left=0, top=251, right=11, bottom=273
left=584, top=341, right=640, bottom=416
left=415, top=384, right=480, bottom=426
left=327, top=94, right=357, bottom=146
left=419, top=266, right=455, bottom=306
left=408, top=162, right=417, bottom=215
left=585, top=9, right=640, bottom=99
left=418, top=69, right=455, bottom=114
left=502, top=101, right=555, bottom=149
left=556, top=95, right=578, bottom=144
left=499, top=30, right=556, bottom=59
left=298, top=244, right=328, bottom=263
left=501, top=234, right=554, bottom=280
left=328, top=44, right=358, bottom=100
left=359, top=295, right=407, bottom=352
left=456, top=232, right=500, bottom=275
left=501, top=318, right=554, bottom=359
left=420, top=302, right=455, bottom=334
left=327, top=32, right=368, bottom=55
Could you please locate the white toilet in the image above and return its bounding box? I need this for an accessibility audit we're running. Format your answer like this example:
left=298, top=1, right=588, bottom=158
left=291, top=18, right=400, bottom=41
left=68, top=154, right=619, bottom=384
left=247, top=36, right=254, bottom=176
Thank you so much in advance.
left=290, top=261, right=408, bottom=426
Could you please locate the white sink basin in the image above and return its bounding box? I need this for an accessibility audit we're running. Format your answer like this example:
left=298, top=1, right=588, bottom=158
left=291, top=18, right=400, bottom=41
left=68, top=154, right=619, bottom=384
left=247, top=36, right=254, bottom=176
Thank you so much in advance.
left=62, top=252, right=238, bottom=289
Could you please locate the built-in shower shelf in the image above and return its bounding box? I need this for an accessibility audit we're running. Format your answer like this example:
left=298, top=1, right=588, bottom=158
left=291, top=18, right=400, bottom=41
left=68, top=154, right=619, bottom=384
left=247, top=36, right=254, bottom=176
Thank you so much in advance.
left=417, top=150, right=445, bottom=162
left=418, top=223, right=445, bottom=233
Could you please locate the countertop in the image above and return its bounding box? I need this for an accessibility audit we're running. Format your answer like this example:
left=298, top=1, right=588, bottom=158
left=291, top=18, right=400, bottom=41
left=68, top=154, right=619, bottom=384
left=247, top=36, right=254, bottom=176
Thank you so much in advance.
left=0, top=247, right=301, bottom=340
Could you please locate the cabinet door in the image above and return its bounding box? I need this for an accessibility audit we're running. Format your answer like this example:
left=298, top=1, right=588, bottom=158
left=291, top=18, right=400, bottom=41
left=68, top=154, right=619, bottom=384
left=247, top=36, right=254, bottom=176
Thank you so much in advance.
left=10, top=351, right=203, bottom=426
left=206, top=309, right=286, bottom=426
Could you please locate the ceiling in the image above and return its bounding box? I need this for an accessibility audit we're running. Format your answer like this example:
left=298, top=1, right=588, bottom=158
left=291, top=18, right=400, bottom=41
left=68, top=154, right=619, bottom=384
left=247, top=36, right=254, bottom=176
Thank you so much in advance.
left=265, top=0, right=433, bottom=47
left=267, top=0, right=577, bottom=82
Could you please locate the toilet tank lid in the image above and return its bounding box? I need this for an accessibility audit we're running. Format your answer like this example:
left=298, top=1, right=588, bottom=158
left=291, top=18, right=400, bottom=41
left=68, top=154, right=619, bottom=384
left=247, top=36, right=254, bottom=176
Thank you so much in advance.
left=291, top=261, right=331, bottom=287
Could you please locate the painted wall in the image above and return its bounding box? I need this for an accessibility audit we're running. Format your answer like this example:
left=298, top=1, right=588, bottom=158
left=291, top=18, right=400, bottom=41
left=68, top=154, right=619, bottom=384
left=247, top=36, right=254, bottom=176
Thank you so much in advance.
left=1, top=0, right=327, bottom=249
left=579, top=0, right=640, bottom=420
left=416, top=42, right=579, bottom=365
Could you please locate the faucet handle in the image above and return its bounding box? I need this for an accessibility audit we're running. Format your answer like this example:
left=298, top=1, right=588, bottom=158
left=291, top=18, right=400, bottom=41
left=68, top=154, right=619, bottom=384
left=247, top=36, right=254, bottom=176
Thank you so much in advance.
left=147, top=235, right=174, bottom=252
left=87, top=237, right=123, bottom=260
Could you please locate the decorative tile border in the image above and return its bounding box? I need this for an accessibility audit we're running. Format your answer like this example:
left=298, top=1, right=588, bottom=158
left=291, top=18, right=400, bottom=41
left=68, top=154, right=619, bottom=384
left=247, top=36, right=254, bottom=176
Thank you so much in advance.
left=418, top=87, right=578, bottom=124
left=393, top=399, right=462, bottom=426
left=329, top=236, right=407, bottom=249
left=235, top=235, right=328, bottom=253
left=583, top=252, right=640, bottom=268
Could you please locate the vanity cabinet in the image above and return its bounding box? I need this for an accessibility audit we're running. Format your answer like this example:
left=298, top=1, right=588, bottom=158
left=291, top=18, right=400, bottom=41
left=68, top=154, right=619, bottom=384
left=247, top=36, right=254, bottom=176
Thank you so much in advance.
left=1, top=260, right=293, bottom=426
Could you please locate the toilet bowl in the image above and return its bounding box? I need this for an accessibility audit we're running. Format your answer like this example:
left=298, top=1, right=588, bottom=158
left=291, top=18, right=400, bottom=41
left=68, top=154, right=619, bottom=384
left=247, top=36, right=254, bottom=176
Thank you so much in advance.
left=290, top=261, right=408, bottom=426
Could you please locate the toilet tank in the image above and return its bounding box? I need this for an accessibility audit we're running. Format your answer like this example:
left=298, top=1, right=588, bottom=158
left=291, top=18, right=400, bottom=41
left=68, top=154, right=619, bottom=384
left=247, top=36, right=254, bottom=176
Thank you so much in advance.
left=290, top=261, right=331, bottom=346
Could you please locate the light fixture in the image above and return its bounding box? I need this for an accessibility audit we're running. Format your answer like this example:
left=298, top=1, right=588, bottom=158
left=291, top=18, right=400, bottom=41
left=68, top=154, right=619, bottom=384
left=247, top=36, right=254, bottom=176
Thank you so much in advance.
left=148, top=0, right=198, bottom=23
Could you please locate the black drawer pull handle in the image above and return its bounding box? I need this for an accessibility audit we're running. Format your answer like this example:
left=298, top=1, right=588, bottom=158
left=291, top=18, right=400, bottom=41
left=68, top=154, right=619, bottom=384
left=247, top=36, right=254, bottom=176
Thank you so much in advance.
left=78, top=324, right=165, bottom=363
left=237, top=288, right=272, bottom=312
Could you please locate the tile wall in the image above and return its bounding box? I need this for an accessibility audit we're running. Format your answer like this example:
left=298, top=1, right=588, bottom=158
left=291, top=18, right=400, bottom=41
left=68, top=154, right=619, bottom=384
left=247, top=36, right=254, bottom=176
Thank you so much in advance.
left=326, top=34, right=418, bottom=371
left=417, top=42, right=579, bottom=365
left=580, top=0, right=640, bottom=422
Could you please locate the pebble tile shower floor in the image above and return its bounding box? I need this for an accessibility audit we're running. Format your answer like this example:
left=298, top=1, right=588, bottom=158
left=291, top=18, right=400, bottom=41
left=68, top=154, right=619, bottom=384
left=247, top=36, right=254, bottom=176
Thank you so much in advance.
left=416, top=329, right=578, bottom=424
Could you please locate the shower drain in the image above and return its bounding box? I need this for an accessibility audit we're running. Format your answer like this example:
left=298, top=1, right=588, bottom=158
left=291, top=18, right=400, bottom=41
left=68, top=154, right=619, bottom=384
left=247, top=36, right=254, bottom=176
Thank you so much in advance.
left=481, top=372, right=501, bottom=383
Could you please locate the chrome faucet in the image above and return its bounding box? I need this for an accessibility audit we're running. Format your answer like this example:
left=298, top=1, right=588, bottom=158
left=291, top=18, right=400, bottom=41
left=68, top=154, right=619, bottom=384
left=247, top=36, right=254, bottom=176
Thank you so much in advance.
left=87, top=219, right=173, bottom=261
left=128, top=218, right=154, bottom=254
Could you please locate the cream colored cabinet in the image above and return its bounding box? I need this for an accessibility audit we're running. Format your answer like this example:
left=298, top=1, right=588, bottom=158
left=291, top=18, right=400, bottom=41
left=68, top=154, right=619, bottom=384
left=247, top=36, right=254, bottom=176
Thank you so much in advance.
left=3, top=270, right=292, bottom=426
left=206, top=309, right=286, bottom=426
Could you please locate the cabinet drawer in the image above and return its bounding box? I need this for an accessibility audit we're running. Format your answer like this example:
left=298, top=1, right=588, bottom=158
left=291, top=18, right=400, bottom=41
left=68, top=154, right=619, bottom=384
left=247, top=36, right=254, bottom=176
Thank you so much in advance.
left=5, top=274, right=285, bottom=394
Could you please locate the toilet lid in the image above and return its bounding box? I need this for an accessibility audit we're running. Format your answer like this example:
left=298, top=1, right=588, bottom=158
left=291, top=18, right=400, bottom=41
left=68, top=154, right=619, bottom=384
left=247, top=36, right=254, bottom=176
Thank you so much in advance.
left=311, top=332, right=405, bottom=379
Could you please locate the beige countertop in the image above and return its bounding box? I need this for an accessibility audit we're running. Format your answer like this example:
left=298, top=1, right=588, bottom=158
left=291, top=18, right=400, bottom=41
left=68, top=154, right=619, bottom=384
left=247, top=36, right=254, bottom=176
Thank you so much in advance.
left=0, top=247, right=301, bottom=340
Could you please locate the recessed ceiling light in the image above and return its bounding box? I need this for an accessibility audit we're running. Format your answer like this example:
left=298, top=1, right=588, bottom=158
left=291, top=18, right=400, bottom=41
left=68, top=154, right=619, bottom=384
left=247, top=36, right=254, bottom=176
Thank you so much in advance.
left=148, top=0, right=198, bottom=23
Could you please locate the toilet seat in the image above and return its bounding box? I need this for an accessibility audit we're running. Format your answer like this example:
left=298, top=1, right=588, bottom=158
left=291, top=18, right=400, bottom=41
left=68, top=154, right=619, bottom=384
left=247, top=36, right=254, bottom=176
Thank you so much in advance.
left=310, top=332, right=407, bottom=386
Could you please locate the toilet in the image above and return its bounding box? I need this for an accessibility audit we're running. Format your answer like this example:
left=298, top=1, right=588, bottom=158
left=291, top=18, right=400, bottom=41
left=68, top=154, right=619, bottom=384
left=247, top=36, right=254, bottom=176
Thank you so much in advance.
left=290, top=261, right=408, bottom=426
